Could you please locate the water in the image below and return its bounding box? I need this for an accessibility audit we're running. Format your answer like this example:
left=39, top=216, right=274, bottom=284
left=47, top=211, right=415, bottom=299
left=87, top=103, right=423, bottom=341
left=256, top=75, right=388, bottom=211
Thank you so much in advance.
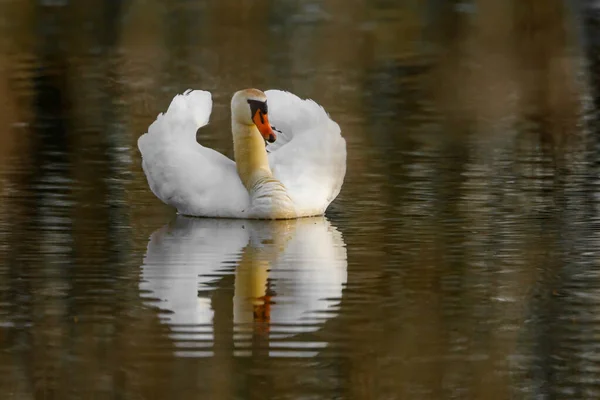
left=1, top=0, right=600, bottom=398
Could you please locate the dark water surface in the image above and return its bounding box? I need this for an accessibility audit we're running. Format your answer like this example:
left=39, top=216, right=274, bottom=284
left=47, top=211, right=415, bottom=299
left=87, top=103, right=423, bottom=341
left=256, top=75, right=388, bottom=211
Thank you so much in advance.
left=2, top=1, right=600, bottom=399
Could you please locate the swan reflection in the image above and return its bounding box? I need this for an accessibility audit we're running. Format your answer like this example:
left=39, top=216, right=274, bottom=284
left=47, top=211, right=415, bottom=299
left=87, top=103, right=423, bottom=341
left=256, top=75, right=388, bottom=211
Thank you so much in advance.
left=140, top=216, right=347, bottom=357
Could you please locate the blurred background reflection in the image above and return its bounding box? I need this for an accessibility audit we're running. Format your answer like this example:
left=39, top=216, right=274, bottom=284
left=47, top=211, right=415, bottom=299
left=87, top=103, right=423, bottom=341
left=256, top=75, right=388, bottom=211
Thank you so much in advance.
left=1, top=0, right=600, bottom=398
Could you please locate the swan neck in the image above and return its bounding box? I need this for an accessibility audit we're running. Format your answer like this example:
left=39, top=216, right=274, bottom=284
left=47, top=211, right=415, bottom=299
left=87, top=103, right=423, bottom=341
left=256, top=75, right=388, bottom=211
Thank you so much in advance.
left=232, top=122, right=273, bottom=192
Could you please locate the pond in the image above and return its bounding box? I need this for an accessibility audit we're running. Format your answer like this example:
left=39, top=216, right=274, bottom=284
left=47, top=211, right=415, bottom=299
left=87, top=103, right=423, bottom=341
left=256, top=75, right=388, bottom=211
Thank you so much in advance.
left=1, top=0, right=600, bottom=399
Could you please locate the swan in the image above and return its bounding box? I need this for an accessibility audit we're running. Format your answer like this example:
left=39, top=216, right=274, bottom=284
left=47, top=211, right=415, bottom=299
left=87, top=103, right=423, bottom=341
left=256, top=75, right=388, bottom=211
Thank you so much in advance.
left=140, top=216, right=347, bottom=357
left=138, top=88, right=346, bottom=219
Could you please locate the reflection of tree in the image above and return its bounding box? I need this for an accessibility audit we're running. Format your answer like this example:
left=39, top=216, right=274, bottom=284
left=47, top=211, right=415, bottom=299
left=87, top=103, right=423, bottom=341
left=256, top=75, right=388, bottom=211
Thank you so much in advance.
left=335, top=0, right=594, bottom=398
left=0, top=2, right=152, bottom=398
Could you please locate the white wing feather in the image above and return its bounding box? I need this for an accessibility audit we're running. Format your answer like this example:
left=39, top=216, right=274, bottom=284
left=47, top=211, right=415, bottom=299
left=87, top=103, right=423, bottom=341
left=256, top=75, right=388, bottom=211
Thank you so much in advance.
left=138, top=90, right=250, bottom=217
left=265, top=90, right=346, bottom=215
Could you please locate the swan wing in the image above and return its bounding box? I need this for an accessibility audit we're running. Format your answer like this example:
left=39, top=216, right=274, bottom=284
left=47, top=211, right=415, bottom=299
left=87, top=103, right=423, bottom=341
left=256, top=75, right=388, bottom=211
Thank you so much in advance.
left=265, top=90, right=346, bottom=216
left=138, top=90, right=249, bottom=217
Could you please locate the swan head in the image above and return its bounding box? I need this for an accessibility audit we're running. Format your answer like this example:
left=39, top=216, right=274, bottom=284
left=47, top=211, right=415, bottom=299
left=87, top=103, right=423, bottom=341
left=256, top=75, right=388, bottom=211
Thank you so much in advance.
left=231, top=89, right=276, bottom=143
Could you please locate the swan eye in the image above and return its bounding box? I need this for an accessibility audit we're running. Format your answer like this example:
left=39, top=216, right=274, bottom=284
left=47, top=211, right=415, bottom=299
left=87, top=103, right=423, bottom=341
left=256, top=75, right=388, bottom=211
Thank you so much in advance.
left=247, top=99, right=268, bottom=120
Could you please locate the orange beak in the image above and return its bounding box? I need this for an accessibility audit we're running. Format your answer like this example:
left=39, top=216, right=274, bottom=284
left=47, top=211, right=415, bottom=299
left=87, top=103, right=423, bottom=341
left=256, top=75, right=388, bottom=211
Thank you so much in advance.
left=253, top=110, right=276, bottom=143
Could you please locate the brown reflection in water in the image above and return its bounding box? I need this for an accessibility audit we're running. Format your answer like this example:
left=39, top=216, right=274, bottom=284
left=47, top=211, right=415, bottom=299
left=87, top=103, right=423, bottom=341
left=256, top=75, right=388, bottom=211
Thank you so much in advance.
left=434, top=1, right=583, bottom=149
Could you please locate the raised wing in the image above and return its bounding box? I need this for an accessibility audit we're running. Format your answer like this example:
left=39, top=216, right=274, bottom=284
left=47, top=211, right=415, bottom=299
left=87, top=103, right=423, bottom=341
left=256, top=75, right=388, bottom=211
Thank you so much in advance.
left=265, top=90, right=346, bottom=215
left=138, top=90, right=249, bottom=217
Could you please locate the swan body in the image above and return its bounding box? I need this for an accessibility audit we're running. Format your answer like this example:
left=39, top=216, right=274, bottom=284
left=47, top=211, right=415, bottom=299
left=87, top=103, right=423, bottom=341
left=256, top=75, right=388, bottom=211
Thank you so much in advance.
left=138, top=89, right=346, bottom=219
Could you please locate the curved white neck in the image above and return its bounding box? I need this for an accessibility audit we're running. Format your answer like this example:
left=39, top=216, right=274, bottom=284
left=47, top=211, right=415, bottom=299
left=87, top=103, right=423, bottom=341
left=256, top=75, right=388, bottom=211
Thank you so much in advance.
left=232, top=122, right=273, bottom=192
left=232, top=121, right=296, bottom=219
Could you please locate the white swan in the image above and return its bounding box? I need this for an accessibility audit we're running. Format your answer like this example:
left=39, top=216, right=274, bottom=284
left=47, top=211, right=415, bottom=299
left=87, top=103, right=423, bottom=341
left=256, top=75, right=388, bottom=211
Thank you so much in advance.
left=140, top=216, right=347, bottom=357
left=138, top=88, right=346, bottom=219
